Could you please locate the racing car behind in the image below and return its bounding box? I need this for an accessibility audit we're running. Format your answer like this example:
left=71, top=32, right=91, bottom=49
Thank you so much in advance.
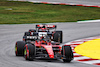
left=23, top=24, right=63, bottom=43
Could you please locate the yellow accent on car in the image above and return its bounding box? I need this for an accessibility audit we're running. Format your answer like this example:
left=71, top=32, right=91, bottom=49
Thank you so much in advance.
left=24, top=49, right=26, bottom=55
left=15, top=46, right=17, bottom=51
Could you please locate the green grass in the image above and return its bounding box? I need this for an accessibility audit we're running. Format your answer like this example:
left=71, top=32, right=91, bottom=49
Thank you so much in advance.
left=0, top=1, right=100, bottom=24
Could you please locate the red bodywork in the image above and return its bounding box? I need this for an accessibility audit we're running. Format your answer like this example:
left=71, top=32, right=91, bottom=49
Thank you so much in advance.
left=36, top=25, right=56, bottom=28
left=33, top=40, right=62, bottom=59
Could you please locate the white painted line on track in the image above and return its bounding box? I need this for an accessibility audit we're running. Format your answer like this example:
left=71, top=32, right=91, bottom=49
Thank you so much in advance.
left=77, top=19, right=100, bottom=23
left=82, top=60, right=100, bottom=64
left=74, top=53, right=80, bottom=55
left=74, top=56, right=90, bottom=60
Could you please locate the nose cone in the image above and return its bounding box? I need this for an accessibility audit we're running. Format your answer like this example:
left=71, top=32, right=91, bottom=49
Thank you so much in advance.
left=49, top=55, right=54, bottom=58
left=42, top=45, right=54, bottom=58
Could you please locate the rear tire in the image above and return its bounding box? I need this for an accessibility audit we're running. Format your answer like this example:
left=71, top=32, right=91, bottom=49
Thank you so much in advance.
left=53, top=31, right=63, bottom=43
left=15, top=41, right=25, bottom=56
left=62, top=46, right=73, bottom=62
left=24, top=44, right=36, bottom=61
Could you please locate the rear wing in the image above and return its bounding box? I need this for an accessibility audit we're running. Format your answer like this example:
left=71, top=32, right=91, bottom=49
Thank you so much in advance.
left=36, top=25, right=57, bottom=29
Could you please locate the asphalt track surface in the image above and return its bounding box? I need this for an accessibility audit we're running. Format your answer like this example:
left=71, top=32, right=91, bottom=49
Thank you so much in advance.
left=0, top=22, right=100, bottom=67
left=18, top=0, right=100, bottom=6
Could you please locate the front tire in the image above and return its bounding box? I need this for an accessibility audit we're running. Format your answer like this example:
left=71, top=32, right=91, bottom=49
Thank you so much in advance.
left=24, top=44, right=36, bottom=61
left=15, top=41, right=25, bottom=56
left=62, top=46, right=73, bottom=62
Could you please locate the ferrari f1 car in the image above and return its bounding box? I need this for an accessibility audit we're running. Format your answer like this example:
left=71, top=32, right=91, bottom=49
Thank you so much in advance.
left=23, top=24, right=63, bottom=43
left=15, top=24, right=73, bottom=62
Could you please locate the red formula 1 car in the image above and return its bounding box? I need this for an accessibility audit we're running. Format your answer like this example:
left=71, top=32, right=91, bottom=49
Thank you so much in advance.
left=23, top=24, right=63, bottom=43
left=15, top=36, right=73, bottom=62
left=15, top=24, right=73, bottom=62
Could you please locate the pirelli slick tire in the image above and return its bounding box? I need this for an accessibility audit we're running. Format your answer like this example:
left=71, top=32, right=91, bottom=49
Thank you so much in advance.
left=15, top=41, right=25, bottom=56
left=62, top=46, right=73, bottom=62
left=24, top=32, right=30, bottom=36
left=53, top=31, right=63, bottom=43
left=29, top=29, right=36, bottom=32
left=24, top=44, right=36, bottom=61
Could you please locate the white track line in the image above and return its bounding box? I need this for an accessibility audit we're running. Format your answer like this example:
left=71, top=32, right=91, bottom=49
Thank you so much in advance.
left=82, top=60, right=100, bottom=64
left=77, top=20, right=100, bottom=23
left=74, top=57, right=90, bottom=60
